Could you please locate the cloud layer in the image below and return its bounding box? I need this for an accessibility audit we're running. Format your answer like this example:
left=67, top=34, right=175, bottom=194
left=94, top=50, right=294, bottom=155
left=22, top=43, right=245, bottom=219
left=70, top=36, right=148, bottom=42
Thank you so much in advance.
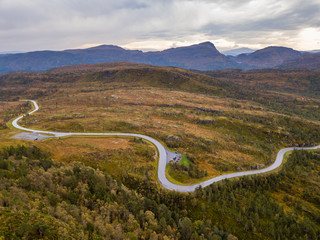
left=0, top=0, right=319, bottom=52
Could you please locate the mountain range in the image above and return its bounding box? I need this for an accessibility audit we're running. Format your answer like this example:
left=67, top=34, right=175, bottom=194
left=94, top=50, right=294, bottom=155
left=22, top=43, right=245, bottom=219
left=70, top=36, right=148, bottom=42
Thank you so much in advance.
left=0, top=42, right=319, bottom=74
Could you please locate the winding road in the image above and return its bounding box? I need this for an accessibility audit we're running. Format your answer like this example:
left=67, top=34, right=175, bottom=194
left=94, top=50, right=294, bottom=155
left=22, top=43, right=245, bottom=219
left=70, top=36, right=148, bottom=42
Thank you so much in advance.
left=12, top=100, right=320, bottom=192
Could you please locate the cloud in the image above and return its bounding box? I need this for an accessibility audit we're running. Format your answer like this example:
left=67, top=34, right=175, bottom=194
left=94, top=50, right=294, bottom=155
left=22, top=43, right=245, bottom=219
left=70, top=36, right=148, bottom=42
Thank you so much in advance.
left=0, top=0, right=319, bottom=52
left=295, top=27, right=320, bottom=50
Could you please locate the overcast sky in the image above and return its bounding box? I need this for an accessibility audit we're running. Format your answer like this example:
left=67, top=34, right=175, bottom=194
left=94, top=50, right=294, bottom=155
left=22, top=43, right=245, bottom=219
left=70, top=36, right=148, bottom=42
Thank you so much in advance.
left=1, top=0, right=320, bottom=52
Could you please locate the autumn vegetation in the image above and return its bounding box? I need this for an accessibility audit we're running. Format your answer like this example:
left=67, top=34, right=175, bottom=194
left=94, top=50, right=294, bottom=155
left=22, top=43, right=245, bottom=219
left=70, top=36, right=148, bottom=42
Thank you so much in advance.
left=0, top=62, right=319, bottom=239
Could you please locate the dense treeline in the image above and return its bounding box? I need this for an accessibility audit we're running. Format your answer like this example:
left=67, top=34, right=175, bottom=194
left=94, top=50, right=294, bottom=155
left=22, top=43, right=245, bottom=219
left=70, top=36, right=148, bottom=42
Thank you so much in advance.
left=1, top=145, right=319, bottom=239
left=169, top=162, right=208, bottom=179
left=123, top=149, right=320, bottom=240
left=0, top=145, right=232, bottom=239
left=196, top=150, right=320, bottom=240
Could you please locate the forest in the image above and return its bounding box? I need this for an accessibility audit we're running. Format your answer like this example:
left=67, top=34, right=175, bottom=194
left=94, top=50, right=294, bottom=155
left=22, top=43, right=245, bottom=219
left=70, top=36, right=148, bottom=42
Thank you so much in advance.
left=0, top=145, right=319, bottom=239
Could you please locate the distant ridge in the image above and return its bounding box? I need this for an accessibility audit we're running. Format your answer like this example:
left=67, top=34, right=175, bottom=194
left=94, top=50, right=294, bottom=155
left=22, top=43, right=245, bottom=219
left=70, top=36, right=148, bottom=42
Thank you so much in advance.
left=0, top=42, right=319, bottom=74
left=145, top=41, right=239, bottom=70
left=235, top=46, right=302, bottom=69
left=277, top=53, right=320, bottom=70
left=0, top=42, right=239, bottom=74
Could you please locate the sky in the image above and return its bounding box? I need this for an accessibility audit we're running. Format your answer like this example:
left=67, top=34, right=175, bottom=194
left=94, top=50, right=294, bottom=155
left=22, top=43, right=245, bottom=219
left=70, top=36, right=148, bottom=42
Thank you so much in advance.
left=0, top=0, right=320, bottom=52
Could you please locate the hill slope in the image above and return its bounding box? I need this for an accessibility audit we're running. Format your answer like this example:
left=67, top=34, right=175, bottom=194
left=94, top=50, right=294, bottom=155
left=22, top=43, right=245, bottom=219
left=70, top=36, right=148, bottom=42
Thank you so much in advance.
left=145, top=42, right=239, bottom=70
left=1, top=63, right=320, bottom=239
left=235, top=46, right=302, bottom=69
left=278, top=53, right=320, bottom=70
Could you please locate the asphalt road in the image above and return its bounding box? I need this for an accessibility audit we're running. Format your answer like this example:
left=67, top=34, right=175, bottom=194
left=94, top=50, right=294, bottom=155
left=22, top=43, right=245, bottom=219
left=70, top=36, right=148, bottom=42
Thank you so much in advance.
left=12, top=100, right=320, bottom=192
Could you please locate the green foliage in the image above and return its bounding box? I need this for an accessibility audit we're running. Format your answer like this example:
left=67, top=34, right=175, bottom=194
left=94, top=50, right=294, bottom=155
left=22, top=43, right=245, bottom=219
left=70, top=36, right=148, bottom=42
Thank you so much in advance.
left=0, top=144, right=50, bottom=161
left=1, top=145, right=320, bottom=239
left=195, top=150, right=320, bottom=240
left=179, top=217, right=194, bottom=240
left=0, top=145, right=230, bottom=239
left=133, top=140, right=155, bottom=160
left=169, top=162, right=207, bottom=179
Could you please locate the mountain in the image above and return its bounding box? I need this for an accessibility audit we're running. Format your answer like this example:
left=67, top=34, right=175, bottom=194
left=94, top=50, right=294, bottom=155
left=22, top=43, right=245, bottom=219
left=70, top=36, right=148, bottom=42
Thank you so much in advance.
left=235, top=46, right=302, bottom=69
left=222, top=47, right=255, bottom=56
left=1, top=43, right=316, bottom=74
left=0, top=42, right=239, bottom=74
left=145, top=42, right=239, bottom=70
left=0, top=46, right=145, bottom=74
left=64, top=44, right=145, bottom=63
left=278, top=53, right=320, bottom=70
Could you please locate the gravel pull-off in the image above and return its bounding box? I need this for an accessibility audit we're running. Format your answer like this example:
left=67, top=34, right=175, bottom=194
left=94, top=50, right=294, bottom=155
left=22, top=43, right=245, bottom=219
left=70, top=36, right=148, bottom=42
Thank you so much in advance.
left=12, top=132, right=53, bottom=141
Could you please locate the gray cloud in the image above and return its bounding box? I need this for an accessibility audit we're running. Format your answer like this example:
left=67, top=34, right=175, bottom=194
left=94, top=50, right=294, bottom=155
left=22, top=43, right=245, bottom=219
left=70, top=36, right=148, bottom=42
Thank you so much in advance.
left=0, top=0, right=319, bottom=52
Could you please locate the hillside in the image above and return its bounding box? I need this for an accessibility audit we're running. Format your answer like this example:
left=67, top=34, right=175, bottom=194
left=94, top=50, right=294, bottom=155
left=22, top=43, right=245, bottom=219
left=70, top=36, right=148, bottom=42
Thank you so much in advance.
left=1, top=62, right=320, bottom=179
left=204, top=68, right=320, bottom=99
left=145, top=42, right=239, bottom=70
left=235, top=46, right=302, bottom=69
left=278, top=53, right=320, bottom=70
left=0, top=143, right=319, bottom=239
left=0, top=62, right=320, bottom=239
left=0, top=145, right=235, bottom=239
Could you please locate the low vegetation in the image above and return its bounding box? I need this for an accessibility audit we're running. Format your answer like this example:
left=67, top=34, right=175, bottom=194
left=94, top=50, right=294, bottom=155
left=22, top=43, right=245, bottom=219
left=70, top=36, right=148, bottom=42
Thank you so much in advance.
left=1, top=63, right=320, bottom=184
